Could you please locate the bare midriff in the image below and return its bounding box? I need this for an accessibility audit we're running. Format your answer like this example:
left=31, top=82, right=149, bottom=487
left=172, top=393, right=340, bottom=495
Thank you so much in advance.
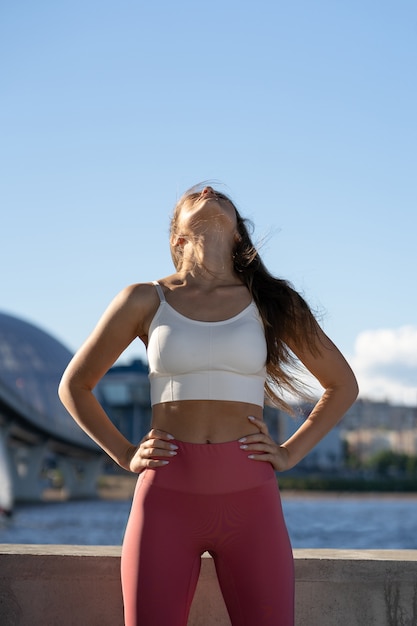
left=151, top=400, right=264, bottom=443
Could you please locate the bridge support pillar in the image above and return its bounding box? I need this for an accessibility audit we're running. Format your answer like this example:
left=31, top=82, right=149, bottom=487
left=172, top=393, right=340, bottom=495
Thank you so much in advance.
left=59, top=456, right=103, bottom=499
left=0, top=428, right=14, bottom=513
left=8, top=443, right=48, bottom=502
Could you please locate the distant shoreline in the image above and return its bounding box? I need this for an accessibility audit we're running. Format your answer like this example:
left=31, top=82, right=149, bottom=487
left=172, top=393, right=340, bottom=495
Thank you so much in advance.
left=40, top=474, right=417, bottom=503
left=97, top=475, right=417, bottom=501
left=99, top=474, right=417, bottom=500
left=280, top=489, right=417, bottom=500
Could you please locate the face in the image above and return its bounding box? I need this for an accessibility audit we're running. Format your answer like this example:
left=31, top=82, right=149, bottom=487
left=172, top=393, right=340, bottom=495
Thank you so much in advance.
left=170, top=186, right=246, bottom=270
left=176, top=187, right=238, bottom=234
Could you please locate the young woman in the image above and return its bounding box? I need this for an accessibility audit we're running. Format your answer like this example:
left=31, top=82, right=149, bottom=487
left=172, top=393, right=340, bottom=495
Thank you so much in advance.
left=59, top=184, right=358, bottom=625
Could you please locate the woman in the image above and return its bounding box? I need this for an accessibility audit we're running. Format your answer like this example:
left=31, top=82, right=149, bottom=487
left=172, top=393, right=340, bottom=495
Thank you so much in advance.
left=59, top=184, right=358, bottom=625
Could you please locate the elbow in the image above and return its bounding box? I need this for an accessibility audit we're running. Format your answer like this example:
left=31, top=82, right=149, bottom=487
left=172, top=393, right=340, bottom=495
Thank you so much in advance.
left=58, top=368, right=83, bottom=405
left=58, top=366, right=94, bottom=407
left=338, top=372, right=359, bottom=410
left=347, top=368, right=360, bottom=404
left=58, top=370, right=72, bottom=407
left=352, top=376, right=360, bottom=402
left=324, top=369, right=359, bottom=408
left=344, top=379, right=359, bottom=410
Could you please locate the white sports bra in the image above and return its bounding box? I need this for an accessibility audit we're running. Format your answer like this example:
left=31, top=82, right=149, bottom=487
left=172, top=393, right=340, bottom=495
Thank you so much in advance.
left=147, top=281, right=267, bottom=407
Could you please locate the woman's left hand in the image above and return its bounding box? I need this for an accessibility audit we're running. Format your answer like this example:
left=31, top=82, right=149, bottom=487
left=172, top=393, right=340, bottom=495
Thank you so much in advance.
left=239, top=415, right=289, bottom=472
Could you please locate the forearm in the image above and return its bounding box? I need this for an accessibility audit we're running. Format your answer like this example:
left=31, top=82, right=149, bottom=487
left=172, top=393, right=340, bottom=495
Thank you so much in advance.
left=281, top=381, right=358, bottom=469
left=58, top=382, right=136, bottom=471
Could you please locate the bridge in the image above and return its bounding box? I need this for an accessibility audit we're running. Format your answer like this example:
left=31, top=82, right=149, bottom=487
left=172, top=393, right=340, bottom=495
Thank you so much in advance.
left=0, top=312, right=103, bottom=511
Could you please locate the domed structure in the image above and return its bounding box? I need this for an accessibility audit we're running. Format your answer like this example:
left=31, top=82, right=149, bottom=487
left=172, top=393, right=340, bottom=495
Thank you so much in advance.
left=0, top=311, right=97, bottom=450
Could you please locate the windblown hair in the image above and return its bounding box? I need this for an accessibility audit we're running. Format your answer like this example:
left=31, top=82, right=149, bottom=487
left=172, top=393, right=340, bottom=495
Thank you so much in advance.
left=170, top=184, right=322, bottom=413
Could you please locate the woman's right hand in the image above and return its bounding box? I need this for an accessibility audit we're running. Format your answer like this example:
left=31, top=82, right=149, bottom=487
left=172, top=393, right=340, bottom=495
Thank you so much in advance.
left=126, top=429, right=178, bottom=473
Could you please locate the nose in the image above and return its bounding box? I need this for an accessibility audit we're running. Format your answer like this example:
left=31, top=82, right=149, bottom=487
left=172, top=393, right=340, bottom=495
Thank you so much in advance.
left=201, top=186, right=215, bottom=198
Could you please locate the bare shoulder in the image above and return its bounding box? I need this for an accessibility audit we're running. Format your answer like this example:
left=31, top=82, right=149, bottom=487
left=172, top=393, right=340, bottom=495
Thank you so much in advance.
left=114, top=281, right=161, bottom=328
left=119, top=281, right=159, bottom=306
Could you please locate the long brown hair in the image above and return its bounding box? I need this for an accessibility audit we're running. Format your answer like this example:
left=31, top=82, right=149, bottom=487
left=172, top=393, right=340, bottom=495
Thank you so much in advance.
left=170, top=184, right=322, bottom=413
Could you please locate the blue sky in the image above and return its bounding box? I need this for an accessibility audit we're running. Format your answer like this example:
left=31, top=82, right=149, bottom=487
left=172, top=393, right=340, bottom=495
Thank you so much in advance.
left=1, top=1, right=416, bottom=405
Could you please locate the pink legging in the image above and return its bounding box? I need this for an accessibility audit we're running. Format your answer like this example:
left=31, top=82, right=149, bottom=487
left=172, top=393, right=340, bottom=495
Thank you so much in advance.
left=121, top=440, right=294, bottom=626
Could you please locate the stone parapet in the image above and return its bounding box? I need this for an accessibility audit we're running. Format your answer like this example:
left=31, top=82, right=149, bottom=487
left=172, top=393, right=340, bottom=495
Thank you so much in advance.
left=1, top=545, right=417, bottom=625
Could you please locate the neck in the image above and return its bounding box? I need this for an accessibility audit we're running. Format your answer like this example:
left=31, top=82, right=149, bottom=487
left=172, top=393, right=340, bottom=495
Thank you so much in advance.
left=180, top=234, right=236, bottom=283
left=178, top=264, right=236, bottom=285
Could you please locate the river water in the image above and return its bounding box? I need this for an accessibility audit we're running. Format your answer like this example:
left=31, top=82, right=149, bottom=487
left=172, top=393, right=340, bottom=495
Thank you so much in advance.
left=1, top=493, right=417, bottom=549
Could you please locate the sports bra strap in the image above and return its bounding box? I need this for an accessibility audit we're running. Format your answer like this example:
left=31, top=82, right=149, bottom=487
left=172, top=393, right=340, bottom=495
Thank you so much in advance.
left=152, top=280, right=166, bottom=303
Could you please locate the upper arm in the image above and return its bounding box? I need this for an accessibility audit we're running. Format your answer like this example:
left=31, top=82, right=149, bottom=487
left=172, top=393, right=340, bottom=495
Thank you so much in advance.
left=60, top=283, right=156, bottom=391
left=286, top=322, right=359, bottom=396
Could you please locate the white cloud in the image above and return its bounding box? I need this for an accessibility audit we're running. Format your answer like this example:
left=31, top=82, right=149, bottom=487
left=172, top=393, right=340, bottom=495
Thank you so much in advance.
left=351, top=326, right=417, bottom=406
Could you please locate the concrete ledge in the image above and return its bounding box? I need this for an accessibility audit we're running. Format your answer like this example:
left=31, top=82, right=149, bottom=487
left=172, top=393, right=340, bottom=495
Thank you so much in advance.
left=1, top=545, right=417, bottom=625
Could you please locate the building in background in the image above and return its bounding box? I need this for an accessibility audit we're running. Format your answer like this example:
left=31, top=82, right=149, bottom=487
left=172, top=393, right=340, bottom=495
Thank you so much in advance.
left=342, top=399, right=417, bottom=464
left=96, top=359, right=152, bottom=457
